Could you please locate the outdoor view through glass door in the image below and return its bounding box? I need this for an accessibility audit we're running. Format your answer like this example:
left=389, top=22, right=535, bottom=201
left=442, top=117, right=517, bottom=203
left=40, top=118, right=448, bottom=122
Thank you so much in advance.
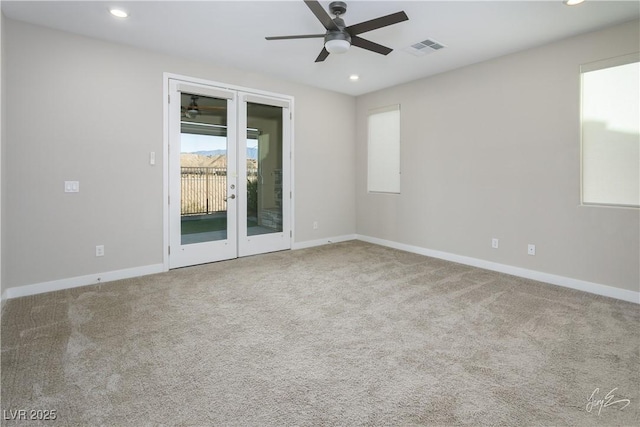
left=168, top=79, right=291, bottom=268
left=238, top=96, right=291, bottom=258
left=246, top=103, right=283, bottom=236
left=180, top=94, right=230, bottom=245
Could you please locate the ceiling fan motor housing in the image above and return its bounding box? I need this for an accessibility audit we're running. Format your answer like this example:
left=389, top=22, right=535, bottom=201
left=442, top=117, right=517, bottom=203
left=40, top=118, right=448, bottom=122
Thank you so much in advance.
left=325, top=15, right=351, bottom=44
left=325, top=30, right=351, bottom=44
left=329, top=1, right=347, bottom=16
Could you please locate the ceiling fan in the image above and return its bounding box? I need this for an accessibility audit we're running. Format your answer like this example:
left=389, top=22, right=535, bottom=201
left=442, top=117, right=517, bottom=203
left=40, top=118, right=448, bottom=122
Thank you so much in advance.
left=265, top=0, right=409, bottom=62
left=181, top=95, right=226, bottom=118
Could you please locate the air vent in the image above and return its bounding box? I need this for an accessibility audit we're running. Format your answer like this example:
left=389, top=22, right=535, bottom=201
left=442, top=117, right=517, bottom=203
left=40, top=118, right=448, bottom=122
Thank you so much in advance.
left=403, top=38, right=446, bottom=57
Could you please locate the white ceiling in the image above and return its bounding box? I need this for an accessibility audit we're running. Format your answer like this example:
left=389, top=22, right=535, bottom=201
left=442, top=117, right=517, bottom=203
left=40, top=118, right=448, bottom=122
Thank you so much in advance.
left=2, top=0, right=638, bottom=96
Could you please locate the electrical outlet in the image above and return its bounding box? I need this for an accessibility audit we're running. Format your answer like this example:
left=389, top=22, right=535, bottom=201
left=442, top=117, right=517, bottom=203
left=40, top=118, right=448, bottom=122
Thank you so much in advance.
left=313, top=221, right=318, bottom=230
left=491, top=238, right=499, bottom=249
left=96, top=245, right=105, bottom=257
left=527, top=244, right=536, bottom=256
left=64, top=181, right=80, bottom=193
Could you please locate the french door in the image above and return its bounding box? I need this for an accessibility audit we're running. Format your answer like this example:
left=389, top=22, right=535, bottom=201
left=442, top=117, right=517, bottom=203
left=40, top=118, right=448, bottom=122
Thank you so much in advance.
left=168, top=79, right=291, bottom=269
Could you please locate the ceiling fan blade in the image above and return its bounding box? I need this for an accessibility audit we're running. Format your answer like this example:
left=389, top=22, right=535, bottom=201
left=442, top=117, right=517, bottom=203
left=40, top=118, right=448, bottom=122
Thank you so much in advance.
left=351, top=36, right=393, bottom=56
left=266, top=34, right=325, bottom=41
left=315, top=47, right=330, bottom=62
left=304, top=0, right=339, bottom=31
left=346, top=11, right=409, bottom=36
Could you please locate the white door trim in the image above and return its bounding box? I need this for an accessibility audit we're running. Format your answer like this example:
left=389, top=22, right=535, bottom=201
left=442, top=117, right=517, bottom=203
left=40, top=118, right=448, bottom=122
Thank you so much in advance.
left=168, top=80, right=238, bottom=268
left=238, top=92, right=292, bottom=257
left=162, top=73, right=295, bottom=271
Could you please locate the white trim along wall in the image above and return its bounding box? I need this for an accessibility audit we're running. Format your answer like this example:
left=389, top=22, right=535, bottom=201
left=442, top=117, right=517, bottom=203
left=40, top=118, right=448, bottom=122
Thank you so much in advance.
left=1, top=19, right=637, bottom=309
left=1, top=264, right=164, bottom=301
left=356, top=236, right=639, bottom=304
left=1, top=18, right=356, bottom=300
left=355, top=20, right=639, bottom=300
left=1, top=236, right=637, bottom=304
left=162, top=73, right=296, bottom=270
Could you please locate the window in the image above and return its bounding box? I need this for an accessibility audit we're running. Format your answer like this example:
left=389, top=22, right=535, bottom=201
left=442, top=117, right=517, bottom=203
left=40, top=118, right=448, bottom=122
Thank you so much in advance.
left=581, top=53, right=639, bottom=207
left=368, top=104, right=401, bottom=193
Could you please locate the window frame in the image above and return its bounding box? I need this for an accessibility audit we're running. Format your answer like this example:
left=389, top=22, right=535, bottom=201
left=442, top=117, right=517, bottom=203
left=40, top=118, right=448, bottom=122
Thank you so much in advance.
left=367, top=104, right=401, bottom=194
left=580, top=52, right=640, bottom=208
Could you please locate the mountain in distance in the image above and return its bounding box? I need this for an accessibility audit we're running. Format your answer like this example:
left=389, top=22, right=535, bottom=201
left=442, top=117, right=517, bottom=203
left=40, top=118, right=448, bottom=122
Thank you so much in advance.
left=191, top=149, right=225, bottom=157
left=181, top=153, right=257, bottom=170
left=180, top=153, right=226, bottom=168
left=189, top=148, right=258, bottom=159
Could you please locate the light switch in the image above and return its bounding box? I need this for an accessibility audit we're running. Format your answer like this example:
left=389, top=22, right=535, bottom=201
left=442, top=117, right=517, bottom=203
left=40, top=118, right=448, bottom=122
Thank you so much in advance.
left=64, top=181, right=79, bottom=193
left=149, top=151, right=156, bottom=165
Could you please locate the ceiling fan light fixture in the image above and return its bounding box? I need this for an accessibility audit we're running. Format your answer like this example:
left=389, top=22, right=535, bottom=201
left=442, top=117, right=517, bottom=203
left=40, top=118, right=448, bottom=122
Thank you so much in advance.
left=325, top=39, right=350, bottom=54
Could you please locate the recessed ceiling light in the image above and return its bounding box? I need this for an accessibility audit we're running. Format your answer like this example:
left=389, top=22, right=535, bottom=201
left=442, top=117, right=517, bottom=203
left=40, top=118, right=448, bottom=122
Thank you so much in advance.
left=564, top=0, right=585, bottom=6
left=109, top=8, right=129, bottom=18
left=349, top=75, right=359, bottom=81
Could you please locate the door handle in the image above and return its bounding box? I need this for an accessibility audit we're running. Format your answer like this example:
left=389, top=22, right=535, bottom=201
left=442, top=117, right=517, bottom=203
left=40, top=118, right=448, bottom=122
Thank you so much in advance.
left=224, top=194, right=236, bottom=201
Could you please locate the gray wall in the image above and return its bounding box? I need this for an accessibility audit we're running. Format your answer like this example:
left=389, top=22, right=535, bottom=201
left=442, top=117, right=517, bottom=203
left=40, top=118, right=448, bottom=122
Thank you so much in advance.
left=2, top=19, right=356, bottom=291
left=356, top=20, right=640, bottom=293
left=2, top=16, right=638, bottom=297
left=0, top=13, right=5, bottom=295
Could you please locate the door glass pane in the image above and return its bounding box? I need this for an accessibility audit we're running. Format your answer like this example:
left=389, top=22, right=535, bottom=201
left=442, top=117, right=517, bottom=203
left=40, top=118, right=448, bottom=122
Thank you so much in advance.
left=247, top=103, right=283, bottom=236
left=180, top=93, right=228, bottom=244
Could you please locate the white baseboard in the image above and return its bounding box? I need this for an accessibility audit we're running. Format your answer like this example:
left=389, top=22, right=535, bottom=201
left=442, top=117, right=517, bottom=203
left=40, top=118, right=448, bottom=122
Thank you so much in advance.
left=2, top=235, right=359, bottom=301
left=292, top=234, right=358, bottom=250
left=2, top=264, right=165, bottom=300
left=2, top=237, right=637, bottom=305
left=357, top=235, right=639, bottom=304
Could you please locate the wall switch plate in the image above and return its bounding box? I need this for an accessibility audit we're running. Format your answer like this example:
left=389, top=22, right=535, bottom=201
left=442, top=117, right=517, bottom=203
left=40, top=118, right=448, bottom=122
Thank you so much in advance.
left=491, top=238, right=499, bottom=249
left=313, top=221, right=318, bottom=230
left=64, top=181, right=80, bottom=193
left=149, top=151, right=156, bottom=165
left=527, top=244, right=536, bottom=256
left=96, top=245, right=105, bottom=257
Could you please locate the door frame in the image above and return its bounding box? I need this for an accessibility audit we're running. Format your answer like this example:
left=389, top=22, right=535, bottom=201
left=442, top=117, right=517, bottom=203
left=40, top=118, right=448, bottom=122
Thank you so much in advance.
left=168, top=80, right=239, bottom=268
left=237, top=92, right=292, bottom=258
left=162, top=73, right=295, bottom=271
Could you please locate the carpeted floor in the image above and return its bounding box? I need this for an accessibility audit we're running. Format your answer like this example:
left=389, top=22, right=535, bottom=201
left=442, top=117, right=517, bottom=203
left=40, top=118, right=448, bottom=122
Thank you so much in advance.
left=1, top=241, right=638, bottom=426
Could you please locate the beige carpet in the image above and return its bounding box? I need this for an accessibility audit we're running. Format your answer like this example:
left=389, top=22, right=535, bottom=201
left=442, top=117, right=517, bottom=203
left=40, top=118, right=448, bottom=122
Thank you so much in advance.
left=1, top=241, right=638, bottom=426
